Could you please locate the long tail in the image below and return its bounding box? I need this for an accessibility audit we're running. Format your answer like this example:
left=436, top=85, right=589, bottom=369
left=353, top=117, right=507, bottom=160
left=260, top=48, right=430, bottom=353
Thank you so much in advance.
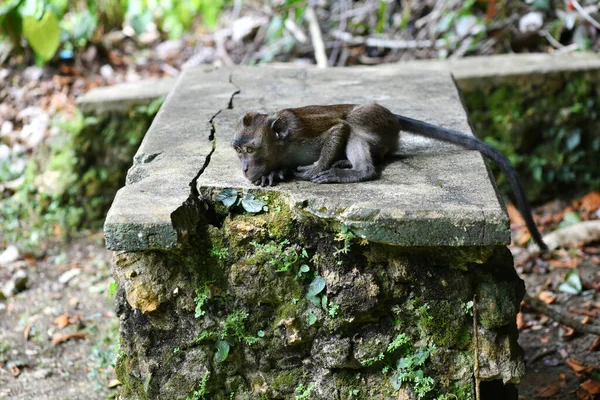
left=396, top=114, right=548, bottom=252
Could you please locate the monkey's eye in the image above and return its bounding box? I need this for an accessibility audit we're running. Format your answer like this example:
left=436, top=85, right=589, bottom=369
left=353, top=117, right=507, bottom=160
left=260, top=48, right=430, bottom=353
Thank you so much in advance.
left=235, top=147, right=242, bottom=153
left=246, top=147, right=254, bottom=154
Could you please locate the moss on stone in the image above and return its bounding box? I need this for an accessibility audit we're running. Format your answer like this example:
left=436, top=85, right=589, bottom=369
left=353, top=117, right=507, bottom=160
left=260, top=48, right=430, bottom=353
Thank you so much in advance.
left=418, top=300, right=467, bottom=348
left=271, top=369, right=303, bottom=395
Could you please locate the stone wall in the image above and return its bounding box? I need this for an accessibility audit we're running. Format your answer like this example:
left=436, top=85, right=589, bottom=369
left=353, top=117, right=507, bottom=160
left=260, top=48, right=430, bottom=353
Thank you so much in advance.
left=113, top=192, right=524, bottom=400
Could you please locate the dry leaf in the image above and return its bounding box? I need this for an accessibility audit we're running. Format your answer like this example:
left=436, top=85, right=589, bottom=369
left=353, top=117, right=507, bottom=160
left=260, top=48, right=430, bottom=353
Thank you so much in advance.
left=581, top=379, right=600, bottom=395
left=589, top=336, right=600, bottom=352
left=563, top=326, right=576, bottom=338
left=9, top=364, right=20, bottom=377
left=559, top=373, right=566, bottom=381
left=539, top=290, right=557, bottom=304
left=565, top=358, right=593, bottom=373
left=23, top=324, right=31, bottom=341
left=536, top=384, right=560, bottom=398
left=517, top=312, right=529, bottom=330
left=540, top=337, right=549, bottom=343
left=579, top=191, right=600, bottom=215
left=507, top=203, right=526, bottom=227
left=108, top=379, right=121, bottom=388
left=51, top=332, right=86, bottom=345
left=582, top=316, right=590, bottom=324
left=54, top=314, right=69, bottom=329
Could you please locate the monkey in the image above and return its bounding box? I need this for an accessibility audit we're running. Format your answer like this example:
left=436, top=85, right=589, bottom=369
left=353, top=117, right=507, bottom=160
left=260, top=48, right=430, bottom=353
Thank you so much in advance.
left=232, top=103, right=548, bottom=251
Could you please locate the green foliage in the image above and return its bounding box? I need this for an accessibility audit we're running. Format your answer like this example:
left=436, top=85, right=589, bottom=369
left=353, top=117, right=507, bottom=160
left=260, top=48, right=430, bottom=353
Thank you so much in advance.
left=0, top=0, right=228, bottom=64
left=214, top=340, right=230, bottom=362
left=294, top=383, right=314, bottom=400
left=305, top=275, right=326, bottom=307
left=186, top=370, right=210, bottom=400
left=194, top=284, right=211, bottom=318
left=334, top=225, right=355, bottom=256
left=463, top=301, right=473, bottom=316
left=220, top=310, right=259, bottom=346
left=250, top=239, right=307, bottom=273
left=109, top=281, right=118, bottom=298
left=216, top=189, right=268, bottom=214
left=209, top=245, right=229, bottom=260
left=390, top=344, right=436, bottom=399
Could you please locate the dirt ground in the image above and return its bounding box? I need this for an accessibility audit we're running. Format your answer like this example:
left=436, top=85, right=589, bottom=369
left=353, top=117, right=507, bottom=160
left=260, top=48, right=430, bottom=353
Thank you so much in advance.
left=0, top=235, right=117, bottom=400
left=0, top=234, right=598, bottom=399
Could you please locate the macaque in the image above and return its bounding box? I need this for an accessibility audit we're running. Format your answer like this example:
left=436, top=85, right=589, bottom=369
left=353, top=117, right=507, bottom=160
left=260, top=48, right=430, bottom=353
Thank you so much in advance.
left=232, top=103, right=547, bottom=251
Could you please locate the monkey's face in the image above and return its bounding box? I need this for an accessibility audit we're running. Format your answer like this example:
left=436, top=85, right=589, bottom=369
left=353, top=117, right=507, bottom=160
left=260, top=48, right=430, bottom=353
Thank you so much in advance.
left=233, top=112, right=281, bottom=183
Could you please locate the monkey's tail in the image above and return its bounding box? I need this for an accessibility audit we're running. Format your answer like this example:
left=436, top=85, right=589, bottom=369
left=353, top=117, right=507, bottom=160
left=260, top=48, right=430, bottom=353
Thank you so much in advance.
left=396, top=114, right=548, bottom=252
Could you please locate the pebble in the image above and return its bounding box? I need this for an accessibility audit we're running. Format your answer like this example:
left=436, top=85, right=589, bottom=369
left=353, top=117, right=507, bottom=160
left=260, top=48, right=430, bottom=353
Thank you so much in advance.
left=58, top=268, right=82, bottom=284
left=32, top=369, right=52, bottom=379
left=0, top=245, right=20, bottom=266
left=1, top=270, right=29, bottom=296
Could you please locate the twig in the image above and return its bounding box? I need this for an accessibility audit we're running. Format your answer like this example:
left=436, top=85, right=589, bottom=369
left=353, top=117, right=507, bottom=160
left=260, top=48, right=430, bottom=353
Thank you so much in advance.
left=473, top=294, right=481, bottom=400
left=305, top=4, right=328, bottom=68
left=284, top=17, right=308, bottom=43
left=523, top=293, right=600, bottom=336
left=571, top=0, right=600, bottom=30
left=331, top=30, right=445, bottom=49
left=539, top=30, right=565, bottom=49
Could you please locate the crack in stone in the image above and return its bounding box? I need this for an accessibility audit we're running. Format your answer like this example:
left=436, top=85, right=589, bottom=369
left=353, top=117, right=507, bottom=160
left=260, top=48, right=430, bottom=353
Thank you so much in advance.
left=188, top=73, right=241, bottom=205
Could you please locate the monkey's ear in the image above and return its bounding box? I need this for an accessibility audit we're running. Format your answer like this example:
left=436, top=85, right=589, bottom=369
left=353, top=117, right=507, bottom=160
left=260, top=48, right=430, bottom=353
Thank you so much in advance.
left=242, top=113, right=256, bottom=126
left=267, top=116, right=289, bottom=140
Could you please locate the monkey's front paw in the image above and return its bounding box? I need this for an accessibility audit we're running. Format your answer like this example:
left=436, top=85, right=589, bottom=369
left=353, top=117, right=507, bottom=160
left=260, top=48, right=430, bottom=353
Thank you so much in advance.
left=311, top=169, right=341, bottom=184
left=253, top=170, right=287, bottom=187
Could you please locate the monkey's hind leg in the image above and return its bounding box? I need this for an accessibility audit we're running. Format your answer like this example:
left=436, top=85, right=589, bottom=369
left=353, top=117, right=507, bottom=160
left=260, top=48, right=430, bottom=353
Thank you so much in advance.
left=311, top=137, right=377, bottom=183
left=295, top=123, right=350, bottom=180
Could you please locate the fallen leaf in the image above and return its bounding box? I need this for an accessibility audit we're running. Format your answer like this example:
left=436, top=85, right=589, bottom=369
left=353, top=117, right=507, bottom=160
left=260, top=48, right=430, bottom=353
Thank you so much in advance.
left=539, top=290, right=557, bottom=304
left=507, top=203, right=526, bottom=227
left=581, top=379, right=600, bottom=395
left=540, top=337, right=549, bottom=343
left=590, top=336, right=600, bottom=352
left=108, top=379, right=121, bottom=388
left=563, top=326, right=576, bottom=338
left=51, top=332, right=86, bottom=345
left=536, top=384, right=560, bottom=398
left=23, top=324, right=31, bottom=341
left=517, top=312, right=529, bottom=330
left=559, top=373, right=566, bottom=381
left=54, top=314, right=69, bottom=329
left=519, top=231, right=532, bottom=247
left=565, top=358, right=593, bottom=374
left=582, top=316, right=590, bottom=324
left=579, top=191, right=600, bottom=215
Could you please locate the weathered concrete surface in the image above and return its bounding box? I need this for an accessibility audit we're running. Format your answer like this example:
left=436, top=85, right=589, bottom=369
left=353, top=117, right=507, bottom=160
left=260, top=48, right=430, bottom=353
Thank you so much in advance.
left=105, top=65, right=510, bottom=251
left=76, top=77, right=176, bottom=114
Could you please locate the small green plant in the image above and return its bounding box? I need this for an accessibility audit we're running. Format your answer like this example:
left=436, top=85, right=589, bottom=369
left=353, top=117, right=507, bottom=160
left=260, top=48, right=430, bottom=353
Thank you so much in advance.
left=390, top=344, right=436, bottom=399
left=108, top=281, right=118, bottom=298
left=216, top=189, right=268, bottom=213
left=194, top=284, right=211, bottom=318
left=251, top=240, right=308, bottom=273
left=209, top=245, right=229, bottom=260
left=463, top=301, right=473, bottom=316
left=305, top=275, right=326, bottom=307
left=348, top=388, right=360, bottom=398
left=334, top=225, right=355, bottom=255
left=294, top=383, right=315, bottom=400
left=186, top=370, right=211, bottom=400
left=211, top=310, right=261, bottom=363
left=328, top=302, right=340, bottom=318
left=173, top=347, right=180, bottom=355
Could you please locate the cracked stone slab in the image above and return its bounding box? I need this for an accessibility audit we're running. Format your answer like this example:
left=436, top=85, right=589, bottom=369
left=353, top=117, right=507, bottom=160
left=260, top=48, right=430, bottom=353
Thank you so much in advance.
left=104, top=65, right=510, bottom=251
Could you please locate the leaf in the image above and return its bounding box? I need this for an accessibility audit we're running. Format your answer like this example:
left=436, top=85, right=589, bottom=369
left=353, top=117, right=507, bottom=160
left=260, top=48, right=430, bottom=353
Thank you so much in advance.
left=306, top=309, right=317, bottom=326
left=306, top=294, right=320, bottom=307
left=257, top=330, right=265, bottom=338
left=558, top=270, right=583, bottom=295
left=216, top=188, right=238, bottom=207
left=536, top=385, right=560, bottom=398
left=297, top=264, right=310, bottom=278
left=51, top=332, right=86, bottom=345
left=71, top=10, right=97, bottom=43
left=566, top=131, right=581, bottom=151
left=109, top=281, right=118, bottom=298
left=54, top=314, right=69, bottom=329
left=22, top=11, right=60, bottom=61
left=558, top=211, right=582, bottom=229
left=241, top=194, right=267, bottom=213
left=321, top=294, right=328, bottom=310
left=581, top=379, right=600, bottom=395
left=214, top=340, right=230, bottom=362
left=130, top=8, right=152, bottom=35
left=307, top=276, right=326, bottom=297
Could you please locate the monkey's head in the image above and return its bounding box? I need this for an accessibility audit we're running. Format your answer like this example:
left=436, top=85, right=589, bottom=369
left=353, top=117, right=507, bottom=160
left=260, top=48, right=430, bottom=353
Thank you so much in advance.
left=232, top=112, right=290, bottom=182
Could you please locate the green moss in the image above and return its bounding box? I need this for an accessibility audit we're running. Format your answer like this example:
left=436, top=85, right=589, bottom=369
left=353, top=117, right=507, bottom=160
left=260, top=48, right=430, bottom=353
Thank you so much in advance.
left=272, top=369, right=303, bottom=394
left=418, top=300, right=466, bottom=347
left=115, top=351, right=149, bottom=400
left=463, top=72, right=600, bottom=202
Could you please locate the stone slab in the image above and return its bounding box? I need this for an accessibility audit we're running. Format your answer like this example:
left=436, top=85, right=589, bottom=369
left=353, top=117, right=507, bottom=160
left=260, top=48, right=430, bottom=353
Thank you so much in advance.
left=76, top=77, right=176, bottom=114
left=104, top=65, right=513, bottom=250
